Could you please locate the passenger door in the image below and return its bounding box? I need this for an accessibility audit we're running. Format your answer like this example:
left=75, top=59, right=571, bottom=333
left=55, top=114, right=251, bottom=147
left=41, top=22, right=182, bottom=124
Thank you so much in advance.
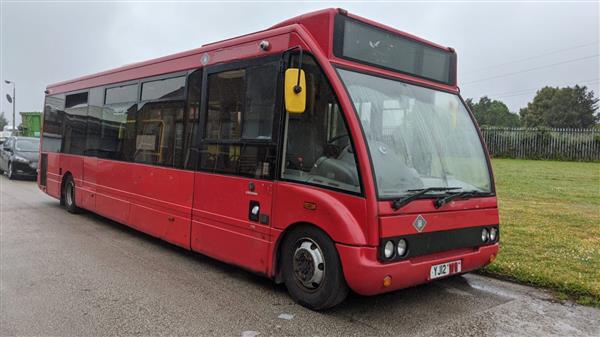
left=190, top=57, right=281, bottom=274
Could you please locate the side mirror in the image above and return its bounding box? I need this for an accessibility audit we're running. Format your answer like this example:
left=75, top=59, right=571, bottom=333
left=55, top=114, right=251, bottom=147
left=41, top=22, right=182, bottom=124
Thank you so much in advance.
left=284, top=68, right=306, bottom=113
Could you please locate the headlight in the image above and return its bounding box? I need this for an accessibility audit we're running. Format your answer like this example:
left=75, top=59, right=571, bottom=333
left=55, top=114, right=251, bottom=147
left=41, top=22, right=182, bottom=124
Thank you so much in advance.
left=383, top=240, right=395, bottom=258
left=396, top=239, right=407, bottom=257
left=481, top=228, right=489, bottom=242
left=489, top=227, right=498, bottom=242
left=13, top=155, right=29, bottom=163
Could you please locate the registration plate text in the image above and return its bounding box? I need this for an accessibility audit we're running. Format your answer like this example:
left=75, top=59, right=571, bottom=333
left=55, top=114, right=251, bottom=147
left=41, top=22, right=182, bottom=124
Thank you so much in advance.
left=430, top=260, right=462, bottom=279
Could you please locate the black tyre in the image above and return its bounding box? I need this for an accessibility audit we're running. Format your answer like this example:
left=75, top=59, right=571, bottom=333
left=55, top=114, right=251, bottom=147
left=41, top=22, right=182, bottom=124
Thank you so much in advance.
left=63, top=176, right=80, bottom=213
left=281, top=226, right=349, bottom=310
left=7, top=162, right=15, bottom=180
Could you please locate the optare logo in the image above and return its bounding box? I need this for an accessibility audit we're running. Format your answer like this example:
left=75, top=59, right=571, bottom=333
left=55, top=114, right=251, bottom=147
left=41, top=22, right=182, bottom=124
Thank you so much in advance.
left=413, top=215, right=427, bottom=232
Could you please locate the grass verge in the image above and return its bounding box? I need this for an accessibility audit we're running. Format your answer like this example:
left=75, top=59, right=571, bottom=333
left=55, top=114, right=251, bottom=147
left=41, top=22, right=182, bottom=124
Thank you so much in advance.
left=481, top=159, right=600, bottom=307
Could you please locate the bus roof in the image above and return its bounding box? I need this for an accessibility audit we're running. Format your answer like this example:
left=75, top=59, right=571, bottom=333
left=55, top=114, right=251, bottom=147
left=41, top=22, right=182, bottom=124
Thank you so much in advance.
left=46, top=8, right=452, bottom=95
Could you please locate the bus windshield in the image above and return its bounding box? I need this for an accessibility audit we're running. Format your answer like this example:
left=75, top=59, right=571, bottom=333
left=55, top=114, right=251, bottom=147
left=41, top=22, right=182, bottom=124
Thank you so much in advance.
left=337, top=68, right=492, bottom=199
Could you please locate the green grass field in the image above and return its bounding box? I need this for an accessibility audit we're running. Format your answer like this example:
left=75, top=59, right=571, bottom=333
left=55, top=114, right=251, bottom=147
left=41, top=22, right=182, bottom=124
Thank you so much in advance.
left=483, top=159, right=600, bottom=306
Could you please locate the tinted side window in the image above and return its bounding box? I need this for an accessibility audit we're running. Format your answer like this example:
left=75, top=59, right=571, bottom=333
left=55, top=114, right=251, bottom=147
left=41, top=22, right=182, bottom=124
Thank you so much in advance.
left=86, top=87, right=104, bottom=156
left=63, top=92, right=88, bottom=155
left=282, top=55, right=360, bottom=193
left=100, top=101, right=136, bottom=160
left=105, top=84, right=138, bottom=104
left=65, top=92, right=88, bottom=108
left=133, top=101, right=184, bottom=167
left=205, top=69, right=245, bottom=140
left=184, top=69, right=202, bottom=170
left=42, top=94, right=65, bottom=153
left=243, top=63, right=278, bottom=139
left=199, top=143, right=276, bottom=178
left=200, top=60, right=279, bottom=179
left=141, top=76, right=185, bottom=101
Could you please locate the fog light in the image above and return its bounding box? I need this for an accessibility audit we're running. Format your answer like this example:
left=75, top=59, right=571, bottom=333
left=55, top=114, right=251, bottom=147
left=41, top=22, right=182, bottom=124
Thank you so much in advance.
left=490, top=227, right=498, bottom=242
left=396, top=239, right=407, bottom=257
left=481, top=228, right=489, bottom=242
left=383, top=241, right=395, bottom=258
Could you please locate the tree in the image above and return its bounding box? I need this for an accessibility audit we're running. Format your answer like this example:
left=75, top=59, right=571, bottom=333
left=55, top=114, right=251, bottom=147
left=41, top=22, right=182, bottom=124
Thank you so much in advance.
left=0, top=112, right=7, bottom=131
left=466, top=96, right=520, bottom=127
left=520, top=85, right=599, bottom=128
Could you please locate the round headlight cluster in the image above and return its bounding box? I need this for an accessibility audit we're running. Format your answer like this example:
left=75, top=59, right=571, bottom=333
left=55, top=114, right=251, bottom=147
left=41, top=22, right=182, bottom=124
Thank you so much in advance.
left=481, top=227, right=499, bottom=243
left=382, top=239, right=409, bottom=260
left=384, top=240, right=395, bottom=258
left=490, top=227, right=498, bottom=241
left=396, top=239, right=407, bottom=257
left=481, top=228, right=489, bottom=242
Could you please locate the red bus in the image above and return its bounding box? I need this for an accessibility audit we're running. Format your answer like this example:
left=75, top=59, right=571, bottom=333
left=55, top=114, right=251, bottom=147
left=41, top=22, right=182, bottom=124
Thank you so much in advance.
left=39, top=8, right=499, bottom=310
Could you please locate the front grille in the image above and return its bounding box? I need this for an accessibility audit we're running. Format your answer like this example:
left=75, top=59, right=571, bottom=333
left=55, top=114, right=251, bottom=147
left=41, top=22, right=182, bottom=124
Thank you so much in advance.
left=379, top=225, right=499, bottom=262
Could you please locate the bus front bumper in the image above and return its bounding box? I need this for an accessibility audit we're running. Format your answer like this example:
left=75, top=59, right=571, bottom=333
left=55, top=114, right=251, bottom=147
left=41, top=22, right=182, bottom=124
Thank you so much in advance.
left=336, top=243, right=499, bottom=296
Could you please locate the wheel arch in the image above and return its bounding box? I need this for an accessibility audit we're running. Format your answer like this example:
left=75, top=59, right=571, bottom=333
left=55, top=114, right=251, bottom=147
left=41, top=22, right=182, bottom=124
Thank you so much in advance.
left=272, top=222, right=340, bottom=283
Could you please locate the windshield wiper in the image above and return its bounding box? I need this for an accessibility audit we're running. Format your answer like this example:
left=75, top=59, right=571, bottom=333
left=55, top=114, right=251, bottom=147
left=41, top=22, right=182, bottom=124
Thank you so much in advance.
left=391, top=187, right=462, bottom=211
left=434, top=190, right=490, bottom=209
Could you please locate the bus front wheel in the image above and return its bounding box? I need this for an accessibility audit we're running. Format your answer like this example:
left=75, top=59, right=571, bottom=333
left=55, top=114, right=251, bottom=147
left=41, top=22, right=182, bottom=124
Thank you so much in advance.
left=281, top=226, right=349, bottom=310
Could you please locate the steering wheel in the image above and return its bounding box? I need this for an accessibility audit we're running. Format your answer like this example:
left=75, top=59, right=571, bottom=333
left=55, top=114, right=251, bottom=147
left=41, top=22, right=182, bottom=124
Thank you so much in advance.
left=328, top=133, right=349, bottom=144
left=323, top=134, right=350, bottom=159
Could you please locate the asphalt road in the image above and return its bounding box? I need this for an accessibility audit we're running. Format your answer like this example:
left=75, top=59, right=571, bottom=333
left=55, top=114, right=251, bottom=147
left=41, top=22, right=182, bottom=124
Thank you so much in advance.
left=1, top=175, right=599, bottom=337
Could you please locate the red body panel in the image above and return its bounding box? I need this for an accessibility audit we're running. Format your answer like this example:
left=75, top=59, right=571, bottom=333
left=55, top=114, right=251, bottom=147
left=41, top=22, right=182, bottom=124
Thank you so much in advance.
left=191, top=173, right=273, bottom=274
left=271, top=182, right=368, bottom=245
left=338, top=243, right=499, bottom=295
left=38, top=8, right=499, bottom=297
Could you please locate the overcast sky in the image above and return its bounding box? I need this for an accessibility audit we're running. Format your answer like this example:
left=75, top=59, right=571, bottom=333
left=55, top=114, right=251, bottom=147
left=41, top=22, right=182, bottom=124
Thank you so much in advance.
left=1, top=1, right=598, bottom=126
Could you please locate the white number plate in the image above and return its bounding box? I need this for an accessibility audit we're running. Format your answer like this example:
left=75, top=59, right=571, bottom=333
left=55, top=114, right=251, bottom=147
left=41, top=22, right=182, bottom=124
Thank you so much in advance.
left=430, top=260, right=462, bottom=279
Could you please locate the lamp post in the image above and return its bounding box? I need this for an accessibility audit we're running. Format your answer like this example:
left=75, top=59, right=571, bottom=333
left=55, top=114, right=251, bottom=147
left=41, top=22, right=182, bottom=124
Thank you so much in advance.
left=4, top=80, right=15, bottom=135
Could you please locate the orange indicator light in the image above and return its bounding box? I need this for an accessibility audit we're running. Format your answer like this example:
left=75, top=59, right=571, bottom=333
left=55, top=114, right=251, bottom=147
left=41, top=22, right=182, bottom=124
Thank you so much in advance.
left=383, top=275, right=392, bottom=287
left=303, top=202, right=317, bottom=210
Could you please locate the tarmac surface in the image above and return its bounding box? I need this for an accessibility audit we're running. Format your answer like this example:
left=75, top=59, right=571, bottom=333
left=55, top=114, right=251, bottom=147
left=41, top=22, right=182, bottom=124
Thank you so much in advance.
left=1, top=175, right=599, bottom=336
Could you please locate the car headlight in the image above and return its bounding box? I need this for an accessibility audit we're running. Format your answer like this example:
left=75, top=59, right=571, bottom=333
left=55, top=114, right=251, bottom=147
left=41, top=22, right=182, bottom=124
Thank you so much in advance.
left=383, top=240, right=395, bottom=259
left=489, top=227, right=498, bottom=242
left=396, top=239, right=407, bottom=257
left=13, top=155, right=29, bottom=163
left=481, top=228, right=490, bottom=242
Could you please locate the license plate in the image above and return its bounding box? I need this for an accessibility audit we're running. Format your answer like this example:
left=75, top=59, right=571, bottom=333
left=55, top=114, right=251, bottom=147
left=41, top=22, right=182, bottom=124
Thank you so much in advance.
left=430, top=260, right=462, bottom=279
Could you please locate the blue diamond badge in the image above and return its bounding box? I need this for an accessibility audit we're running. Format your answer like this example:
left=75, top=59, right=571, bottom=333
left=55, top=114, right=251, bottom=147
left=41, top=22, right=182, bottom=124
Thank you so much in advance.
left=413, top=215, right=427, bottom=232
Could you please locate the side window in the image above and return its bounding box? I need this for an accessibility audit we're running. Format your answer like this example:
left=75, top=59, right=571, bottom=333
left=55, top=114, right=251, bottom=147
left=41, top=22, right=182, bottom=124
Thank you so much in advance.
left=42, top=94, right=65, bottom=153
left=86, top=87, right=104, bottom=156
left=205, top=69, right=244, bottom=140
left=282, top=55, right=360, bottom=193
left=134, top=103, right=184, bottom=167
left=101, top=83, right=138, bottom=161
left=134, top=76, right=186, bottom=167
left=243, top=64, right=278, bottom=139
left=63, top=92, right=88, bottom=155
left=199, top=60, right=279, bottom=178
left=184, top=69, right=202, bottom=170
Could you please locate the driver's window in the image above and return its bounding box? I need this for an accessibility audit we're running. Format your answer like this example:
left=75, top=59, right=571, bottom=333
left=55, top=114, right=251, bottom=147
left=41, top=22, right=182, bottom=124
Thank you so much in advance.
left=281, top=55, right=360, bottom=193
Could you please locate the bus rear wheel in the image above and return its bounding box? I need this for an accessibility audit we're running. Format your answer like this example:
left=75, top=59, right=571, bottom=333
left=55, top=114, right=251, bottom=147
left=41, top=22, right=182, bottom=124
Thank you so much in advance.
left=281, top=226, right=348, bottom=310
left=63, top=176, right=80, bottom=214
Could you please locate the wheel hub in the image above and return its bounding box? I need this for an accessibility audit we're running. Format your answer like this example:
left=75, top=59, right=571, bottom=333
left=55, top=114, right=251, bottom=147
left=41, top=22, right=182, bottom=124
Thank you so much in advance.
left=292, top=239, right=325, bottom=289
